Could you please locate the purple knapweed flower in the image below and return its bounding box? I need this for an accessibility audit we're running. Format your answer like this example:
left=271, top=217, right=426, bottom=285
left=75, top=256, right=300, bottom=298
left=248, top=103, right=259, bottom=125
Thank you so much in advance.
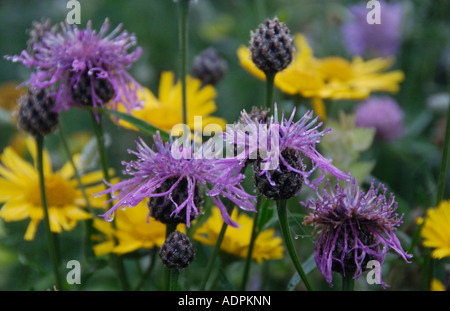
left=342, top=1, right=403, bottom=57
left=354, top=96, right=405, bottom=142
left=97, top=132, right=256, bottom=228
left=302, top=178, right=412, bottom=287
left=224, top=104, right=349, bottom=200
left=5, top=18, right=143, bottom=115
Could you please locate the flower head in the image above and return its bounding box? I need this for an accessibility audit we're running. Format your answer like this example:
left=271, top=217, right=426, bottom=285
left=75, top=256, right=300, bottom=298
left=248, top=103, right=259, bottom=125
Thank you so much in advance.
left=194, top=208, right=284, bottom=263
left=5, top=19, right=143, bottom=114
left=418, top=200, right=450, bottom=260
left=302, top=178, right=412, bottom=287
left=0, top=138, right=106, bottom=240
left=191, top=48, right=228, bottom=86
left=342, top=1, right=403, bottom=57
left=226, top=105, right=349, bottom=200
left=354, top=96, right=404, bottom=142
left=249, top=17, right=294, bottom=75
left=97, top=133, right=256, bottom=228
left=117, top=71, right=226, bottom=133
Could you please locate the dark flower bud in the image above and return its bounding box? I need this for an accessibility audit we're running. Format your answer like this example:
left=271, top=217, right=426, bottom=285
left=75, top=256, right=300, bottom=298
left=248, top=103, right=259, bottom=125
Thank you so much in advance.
left=191, top=48, right=228, bottom=86
left=253, top=148, right=303, bottom=200
left=238, top=106, right=271, bottom=125
left=26, top=18, right=58, bottom=54
left=148, top=177, right=204, bottom=225
left=159, top=231, right=195, bottom=271
left=250, top=17, right=294, bottom=75
left=71, top=71, right=115, bottom=106
left=17, top=88, right=59, bottom=137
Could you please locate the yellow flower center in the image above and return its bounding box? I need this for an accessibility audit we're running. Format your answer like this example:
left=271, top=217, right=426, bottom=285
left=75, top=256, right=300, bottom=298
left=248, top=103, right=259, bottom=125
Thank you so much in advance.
left=28, top=175, right=76, bottom=207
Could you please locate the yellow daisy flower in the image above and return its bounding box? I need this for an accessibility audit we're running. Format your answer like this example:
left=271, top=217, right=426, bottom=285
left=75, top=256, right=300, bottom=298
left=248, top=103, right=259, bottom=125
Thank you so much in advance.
left=237, top=33, right=404, bottom=117
left=418, top=200, right=450, bottom=259
left=0, top=137, right=107, bottom=240
left=92, top=199, right=185, bottom=256
left=0, top=81, right=27, bottom=120
left=117, top=71, right=226, bottom=134
left=431, top=278, right=445, bottom=291
left=194, top=208, right=284, bottom=264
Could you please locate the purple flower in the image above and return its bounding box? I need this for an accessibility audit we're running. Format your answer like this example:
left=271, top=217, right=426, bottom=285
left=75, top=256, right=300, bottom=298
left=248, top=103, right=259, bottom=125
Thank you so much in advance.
left=355, top=96, right=404, bottom=142
left=342, top=1, right=403, bottom=57
left=302, top=178, right=412, bottom=287
left=97, top=133, right=256, bottom=228
left=5, top=19, right=143, bottom=115
left=225, top=105, right=349, bottom=200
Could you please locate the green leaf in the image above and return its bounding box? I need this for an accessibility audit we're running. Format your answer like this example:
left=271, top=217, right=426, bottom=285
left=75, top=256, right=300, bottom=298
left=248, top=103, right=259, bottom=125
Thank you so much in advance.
left=286, top=254, right=317, bottom=291
left=96, top=108, right=172, bottom=141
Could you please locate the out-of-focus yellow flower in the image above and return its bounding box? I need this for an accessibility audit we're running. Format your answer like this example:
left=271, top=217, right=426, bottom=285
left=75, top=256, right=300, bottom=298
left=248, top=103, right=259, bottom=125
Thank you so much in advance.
left=0, top=137, right=107, bottom=240
left=418, top=200, right=450, bottom=259
left=194, top=208, right=284, bottom=264
left=92, top=198, right=184, bottom=256
left=117, top=71, right=226, bottom=135
left=238, top=33, right=404, bottom=117
left=0, top=82, right=26, bottom=120
left=430, top=278, right=445, bottom=291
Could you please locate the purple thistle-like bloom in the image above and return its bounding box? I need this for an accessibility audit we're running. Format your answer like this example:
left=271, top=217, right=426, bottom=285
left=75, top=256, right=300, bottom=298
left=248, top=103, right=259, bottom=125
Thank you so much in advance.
left=355, top=96, right=405, bottom=142
left=97, top=133, right=256, bottom=228
left=5, top=19, right=143, bottom=115
left=302, top=178, right=412, bottom=287
left=225, top=105, right=349, bottom=197
left=342, top=1, right=403, bottom=57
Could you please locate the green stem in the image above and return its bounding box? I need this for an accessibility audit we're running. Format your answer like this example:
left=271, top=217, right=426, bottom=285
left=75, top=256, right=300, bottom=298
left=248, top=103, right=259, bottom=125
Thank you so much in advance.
left=265, top=72, right=275, bottom=112
left=58, top=126, right=95, bottom=260
left=90, top=112, right=130, bottom=291
left=240, top=196, right=263, bottom=290
left=342, top=274, right=355, bottom=291
left=178, top=0, right=189, bottom=126
left=276, top=200, right=313, bottom=291
left=36, top=135, right=63, bottom=290
left=436, top=94, right=450, bottom=205
left=200, top=204, right=234, bottom=291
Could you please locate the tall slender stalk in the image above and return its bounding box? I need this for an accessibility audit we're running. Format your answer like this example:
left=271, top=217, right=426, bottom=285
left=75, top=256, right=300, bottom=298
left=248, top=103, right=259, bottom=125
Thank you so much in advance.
left=178, top=0, right=190, bottom=126
left=276, top=200, right=313, bottom=291
left=265, top=72, right=275, bottom=111
left=240, top=196, right=263, bottom=290
left=200, top=204, right=235, bottom=291
left=425, top=77, right=450, bottom=290
left=90, top=112, right=130, bottom=291
left=36, top=135, right=63, bottom=290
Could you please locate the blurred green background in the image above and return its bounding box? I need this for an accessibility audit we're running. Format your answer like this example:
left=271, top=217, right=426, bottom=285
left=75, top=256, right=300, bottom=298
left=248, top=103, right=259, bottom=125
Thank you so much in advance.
left=0, top=0, right=449, bottom=291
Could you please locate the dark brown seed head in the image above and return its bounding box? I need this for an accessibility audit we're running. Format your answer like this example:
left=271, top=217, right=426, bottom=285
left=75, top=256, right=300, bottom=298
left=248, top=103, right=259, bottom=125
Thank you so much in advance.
left=191, top=48, right=228, bottom=86
left=324, top=225, right=378, bottom=276
left=17, top=88, right=59, bottom=137
left=70, top=71, right=115, bottom=106
left=249, top=17, right=294, bottom=75
left=159, top=231, right=195, bottom=271
left=253, top=148, right=303, bottom=200
left=238, top=106, right=271, bottom=126
left=148, top=177, right=204, bottom=225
